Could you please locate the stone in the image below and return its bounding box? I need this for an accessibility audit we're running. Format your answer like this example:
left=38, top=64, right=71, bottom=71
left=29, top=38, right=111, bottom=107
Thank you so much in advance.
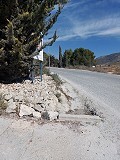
left=50, top=72, right=54, bottom=75
left=48, top=111, right=59, bottom=121
left=41, top=111, right=50, bottom=120
left=15, top=95, right=23, bottom=102
left=19, top=104, right=35, bottom=117
left=33, top=97, right=43, bottom=104
left=41, top=90, right=48, bottom=97
left=33, top=111, right=41, bottom=119
left=33, top=105, right=44, bottom=112
left=45, top=101, right=55, bottom=111
left=4, top=94, right=12, bottom=101
left=27, top=97, right=34, bottom=104
left=6, top=99, right=17, bottom=113
left=0, top=74, right=72, bottom=119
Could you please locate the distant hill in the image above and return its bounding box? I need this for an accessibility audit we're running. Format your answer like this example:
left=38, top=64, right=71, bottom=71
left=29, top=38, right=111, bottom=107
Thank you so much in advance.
left=96, top=52, right=120, bottom=65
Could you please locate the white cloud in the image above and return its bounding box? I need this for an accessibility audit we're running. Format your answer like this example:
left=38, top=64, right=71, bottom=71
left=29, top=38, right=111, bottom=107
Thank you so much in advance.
left=57, top=34, right=76, bottom=41
left=97, top=27, right=120, bottom=36
left=57, top=15, right=120, bottom=41
left=65, top=0, right=89, bottom=9
left=54, top=0, right=120, bottom=41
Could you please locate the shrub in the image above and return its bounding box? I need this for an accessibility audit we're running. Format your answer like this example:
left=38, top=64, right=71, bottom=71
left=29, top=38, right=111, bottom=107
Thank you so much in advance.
left=43, top=67, right=50, bottom=76
left=51, top=74, right=62, bottom=86
left=0, top=94, right=7, bottom=115
left=41, top=111, right=50, bottom=120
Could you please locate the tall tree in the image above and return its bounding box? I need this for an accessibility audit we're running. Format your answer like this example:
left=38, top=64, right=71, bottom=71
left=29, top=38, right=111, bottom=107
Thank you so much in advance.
left=63, top=49, right=72, bottom=67
left=58, top=45, right=62, bottom=68
left=0, top=0, right=68, bottom=83
left=63, top=47, right=96, bottom=67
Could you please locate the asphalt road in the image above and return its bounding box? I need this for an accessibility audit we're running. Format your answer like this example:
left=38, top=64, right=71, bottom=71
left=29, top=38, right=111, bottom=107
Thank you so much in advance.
left=50, top=67, right=120, bottom=113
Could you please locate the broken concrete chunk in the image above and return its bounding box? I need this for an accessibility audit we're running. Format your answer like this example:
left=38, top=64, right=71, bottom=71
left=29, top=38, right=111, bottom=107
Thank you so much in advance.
left=4, top=94, right=12, bottom=101
left=19, top=104, right=35, bottom=117
left=33, top=111, right=41, bottom=119
left=6, top=99, right=17, bottom=113
left=48, top=111, right=59, bottom=121
left=33, top=104, right=44, bottom=112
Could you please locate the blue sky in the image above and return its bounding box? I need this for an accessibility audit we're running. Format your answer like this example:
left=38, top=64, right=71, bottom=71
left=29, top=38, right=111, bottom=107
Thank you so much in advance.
left=44, top=0, right=120, bottom=58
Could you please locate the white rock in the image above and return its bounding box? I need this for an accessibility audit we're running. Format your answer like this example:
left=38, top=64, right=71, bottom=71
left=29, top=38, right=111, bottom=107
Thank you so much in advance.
left=27, top=97, right=34, bottom=103
left=41, top=90, right=48, bottom=97
left=33, top=97, right=43, bottom=104
left=45, top=101, right=55, bottom=111
left=19, top=104, right=35, bottom=117
left=48, top=111, right=59, bottom=121
left=15, top=95, right=23, bottom=102
left=29, top=103, right=35, bottom=108
left=4, top=94, right=12, bottom=101
left=33, top=111, right=41, bottom=119
left=50, top=72, right=54, bottom=75
left=33, top=105, right=44, bottom=112
left=24, top=80, right=31, bottom=84
left=6, top=99, right=17, bottom=113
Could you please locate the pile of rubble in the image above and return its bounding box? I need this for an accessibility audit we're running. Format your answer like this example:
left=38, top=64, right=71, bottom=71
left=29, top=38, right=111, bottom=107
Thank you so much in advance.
left=0, top=74, right=71, bottom=120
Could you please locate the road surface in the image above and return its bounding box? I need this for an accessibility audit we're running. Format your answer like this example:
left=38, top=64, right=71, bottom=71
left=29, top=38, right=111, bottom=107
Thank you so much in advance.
left=50, top=68, right=120, bottom=158
left=50, top=67, right=120, bottom=113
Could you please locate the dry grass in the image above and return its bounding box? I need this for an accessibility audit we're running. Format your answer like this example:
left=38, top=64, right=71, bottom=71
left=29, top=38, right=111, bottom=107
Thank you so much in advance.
left=94, top=64, right=120, bottom=75
left=0, top=93, right=7, bottom=115
left=67, top=63, right=120, bottom=75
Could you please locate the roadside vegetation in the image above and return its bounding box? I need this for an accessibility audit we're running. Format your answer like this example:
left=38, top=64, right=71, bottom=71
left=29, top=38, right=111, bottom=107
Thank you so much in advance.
left=46, top=47, right=96, bottom=68
left=0, top=0, right=68, bottom=83
left=0, top=94, right=7, bottom=115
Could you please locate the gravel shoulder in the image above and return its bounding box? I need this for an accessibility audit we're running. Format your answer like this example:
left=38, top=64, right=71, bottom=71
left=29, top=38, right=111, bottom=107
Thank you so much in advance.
left=0, top=116, right=118, bottom=160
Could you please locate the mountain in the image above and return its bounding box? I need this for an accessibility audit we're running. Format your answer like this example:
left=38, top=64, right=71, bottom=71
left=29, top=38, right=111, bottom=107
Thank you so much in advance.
left=96, top=52, right=120, bottom=65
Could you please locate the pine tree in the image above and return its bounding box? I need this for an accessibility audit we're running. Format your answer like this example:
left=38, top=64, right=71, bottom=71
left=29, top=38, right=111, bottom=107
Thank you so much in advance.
left=0, top=0, right=68, bottom=83
left=63, top=49, right=72, bottom=67
left=63, top=50, right=68, bottom=67
left=58, top=45, right=62, bottom=68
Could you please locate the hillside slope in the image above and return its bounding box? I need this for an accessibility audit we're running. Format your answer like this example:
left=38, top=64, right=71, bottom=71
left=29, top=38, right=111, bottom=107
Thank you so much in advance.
left=96, top=52, right=120, bottom=65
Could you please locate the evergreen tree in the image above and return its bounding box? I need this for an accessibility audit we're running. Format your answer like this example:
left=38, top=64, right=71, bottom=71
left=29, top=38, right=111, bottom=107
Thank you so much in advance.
left=83, top=49, right=95, bottom=67
left=0, top=0, right=68, bottom=83
left=63, top=49, right=72, bottom=67
left=62, top=47, right=96, bottom=67
left=49, top=55, right=58, bottom=67
left=63, top=50, right=68, bottom=67
left=58, top=45, right=62, bottom=68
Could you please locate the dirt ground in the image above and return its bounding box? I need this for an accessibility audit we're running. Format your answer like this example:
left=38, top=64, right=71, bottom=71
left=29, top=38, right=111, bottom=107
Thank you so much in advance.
left=0, top=116, right=119, bottom=160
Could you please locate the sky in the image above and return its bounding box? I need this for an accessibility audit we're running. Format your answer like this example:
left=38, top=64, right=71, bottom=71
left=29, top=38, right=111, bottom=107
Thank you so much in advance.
left=44, top=0, right=120, bottom=58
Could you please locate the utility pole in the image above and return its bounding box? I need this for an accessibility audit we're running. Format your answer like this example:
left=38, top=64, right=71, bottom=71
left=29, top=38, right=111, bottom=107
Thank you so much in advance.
left=33, top=32, right=43, bottom=82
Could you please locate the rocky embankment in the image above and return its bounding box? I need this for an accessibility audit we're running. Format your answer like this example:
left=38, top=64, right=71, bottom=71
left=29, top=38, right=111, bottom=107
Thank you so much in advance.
left=0, top=74, right=78, bottom=120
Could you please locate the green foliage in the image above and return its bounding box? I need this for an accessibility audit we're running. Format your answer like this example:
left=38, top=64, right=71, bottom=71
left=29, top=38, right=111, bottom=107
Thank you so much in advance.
left=58, top=45, right=62, bottom=67
left=51, top=74, right=62, bottom=86
left=43, top=53, right=58, bottom=67
left=50, top=55, right=59, bottom=67
left=43, top=67, right=50, bottom=76
left=62, top=49, right=72, bottom=67
left=0, top=0, right=68, bottom=83
left=62, top=47, right=96, bottom=67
